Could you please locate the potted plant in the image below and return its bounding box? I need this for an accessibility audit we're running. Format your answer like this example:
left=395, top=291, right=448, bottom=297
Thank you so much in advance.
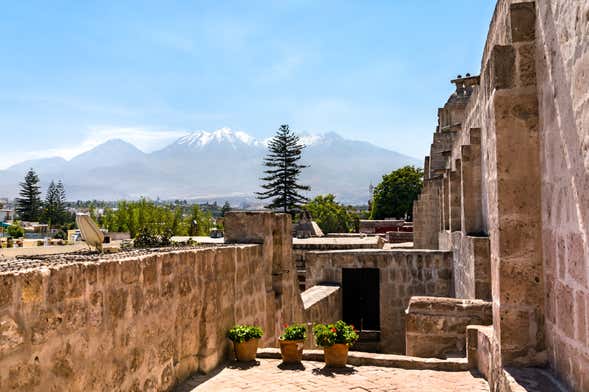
left=313, top=320, right=359, bottom=367
left=227, top=324, right=264, bottom=361
left=279, top=323, right=306, bottom=363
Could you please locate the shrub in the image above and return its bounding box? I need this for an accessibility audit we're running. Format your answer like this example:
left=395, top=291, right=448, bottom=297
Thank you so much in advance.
left=6, top=221, right=25, bottom=239
left=313, top=320, right=359, bottom=347
left=280, top=323, right=306, bottom=341
left=227, top=325, right=264, bottom=343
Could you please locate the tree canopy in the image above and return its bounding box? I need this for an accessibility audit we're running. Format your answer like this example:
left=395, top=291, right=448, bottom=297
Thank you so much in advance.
left=257, top=124, right=310, bottom=215
left=42, top=180, right=67, bottom=227
left=304, top=194, right=358, bottom=234
left=16, top=169, right=42, bottom=222
left=370, top=166, right=423, bottom=220
left=101, top=199, right=212, bottom=238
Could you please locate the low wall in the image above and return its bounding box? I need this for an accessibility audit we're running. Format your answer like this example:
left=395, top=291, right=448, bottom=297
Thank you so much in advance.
left=0, top=212, right=303, bottom=392
left=451, top=233, right=491, bottom=301
left=302, top=284, right=342, bottom=326
left=405, top=296, right=492, bottom=358
left=305, top=249, right=453, bottom=353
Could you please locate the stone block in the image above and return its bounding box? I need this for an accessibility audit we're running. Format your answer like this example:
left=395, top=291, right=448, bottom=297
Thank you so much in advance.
left=490, top=45, right=515, bottom=90
left=510, top=2, right=535, bottom=43
left=7, top=362, right=41, bottom=390
left=0, top=275, right=14, bottom=308
left=0, top=315, right=24, bottom=355
left=517, top=43, right=536, bottom=86
left=142, top=256, right=158, bottom=285
left=20, top=270, right=45, bottom=304
left=566, top=231, right=587, bottom=286
left=121, top=260, right=141, bottom=284
left=556, top=282, right=575, bottom=339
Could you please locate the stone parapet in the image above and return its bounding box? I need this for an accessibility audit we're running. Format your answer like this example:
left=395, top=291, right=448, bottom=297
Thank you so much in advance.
left=405, top=296, right=492, bottom=358
left=0, top=212, right=303, bottom=392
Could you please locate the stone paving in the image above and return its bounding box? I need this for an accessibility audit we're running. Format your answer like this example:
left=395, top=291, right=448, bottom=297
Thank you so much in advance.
left=175, top=359, right=490, bottom=391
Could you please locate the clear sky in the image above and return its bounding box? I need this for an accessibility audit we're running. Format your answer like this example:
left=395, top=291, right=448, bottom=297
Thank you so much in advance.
left=0, top=1, right=496, bottom=169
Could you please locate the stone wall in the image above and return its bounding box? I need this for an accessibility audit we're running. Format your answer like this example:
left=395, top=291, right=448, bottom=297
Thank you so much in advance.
left=535, top=1, right=589, bottom=391
left=301, top=284, right=342, bottom=326
left=405, top=296, right=492, bottom=358
left=412, top=0, right=589, bottom=390
left=0, top=212, right=303, bottom=392
left=305, top=249, right=453, bottom=353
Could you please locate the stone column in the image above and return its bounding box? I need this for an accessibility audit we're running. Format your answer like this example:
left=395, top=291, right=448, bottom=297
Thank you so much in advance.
left=485, top=2, right=545, bottom=367
left=461, top=128, right=483, bottom=235
left=225, top=211, right=304, bottom=342
left=449, top=160, right=462, bottom=232
left=443, top=172, right=450, bottom=231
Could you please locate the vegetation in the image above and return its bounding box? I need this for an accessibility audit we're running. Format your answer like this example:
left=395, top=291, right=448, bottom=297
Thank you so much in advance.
left=313, top=320, right=359, bottom=347
left=227, top=325, right=264, bottom=343
left=101, top=199, right=213, bottom=238
left=257, top=124, right=310, bottom=215
left=6, top=221, right=25, bottom=238
left=280, top=323, right=307, bottom=341
left=42, top=180, right=68, bottom=228
left=304, top=194, right=358, bottom=234
left=370, top=166, right=423, bottom=220
left=16, top=169, right=42, bottom=221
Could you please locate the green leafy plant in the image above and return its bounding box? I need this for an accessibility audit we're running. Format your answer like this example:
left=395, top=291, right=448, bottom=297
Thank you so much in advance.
left=6, top=221, right=25, bottom=239
left=313, top=320, right=359, bottom=347
left=280, top=323, right=307, bottom=341
left=227, top=325, right=264, bottom=343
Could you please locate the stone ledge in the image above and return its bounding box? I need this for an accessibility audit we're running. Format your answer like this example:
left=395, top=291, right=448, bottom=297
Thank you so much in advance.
left=301, top=284, right=340, bottom=309
left=406, top=296, right=492, bottom=314
left=256, top=348, right=469, bottom=371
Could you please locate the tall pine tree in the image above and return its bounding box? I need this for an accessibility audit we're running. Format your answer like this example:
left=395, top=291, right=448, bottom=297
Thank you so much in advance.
left=43, top=180, right=67, bottom=227
left=257, top=124, right=310, bottom=215
left=16, top=169, right=42, bottom=222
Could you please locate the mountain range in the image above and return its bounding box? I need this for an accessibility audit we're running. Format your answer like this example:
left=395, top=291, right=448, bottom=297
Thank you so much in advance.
left=0, top=129, right=420, bottom=204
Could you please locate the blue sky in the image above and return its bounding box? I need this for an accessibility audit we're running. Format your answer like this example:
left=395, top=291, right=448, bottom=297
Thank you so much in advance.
left=0, top=1, right=496, bottom=168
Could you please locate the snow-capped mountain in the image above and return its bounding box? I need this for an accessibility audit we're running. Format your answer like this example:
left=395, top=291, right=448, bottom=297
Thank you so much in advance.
left=0, top=129, right=420, bottom=203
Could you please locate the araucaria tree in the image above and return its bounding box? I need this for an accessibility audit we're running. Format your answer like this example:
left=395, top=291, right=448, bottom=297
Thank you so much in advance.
left=257, top=124, right=310, bottom=215
left=43, top=180, right=67, bottom=227
left=16, top=169, right=42, bottom=222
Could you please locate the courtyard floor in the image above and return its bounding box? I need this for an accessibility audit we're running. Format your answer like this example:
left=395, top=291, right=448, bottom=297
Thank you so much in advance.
left=175, top=359, right=490, bottom=392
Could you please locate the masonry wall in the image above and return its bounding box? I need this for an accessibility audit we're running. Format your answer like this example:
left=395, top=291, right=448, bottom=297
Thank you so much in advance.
left=0, top=212, right=303, bottom=392
left=536, top=1, right=589, bottom=390
left=304, top=249, right=453, bottom=353
left=405, top=296, right=492, bottom=358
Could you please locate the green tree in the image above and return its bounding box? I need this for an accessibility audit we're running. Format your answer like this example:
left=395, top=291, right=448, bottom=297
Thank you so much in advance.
left=221, top=201, right=232, bottom=217
left=185, top=204, right=212, bottom=236
left=257, top=124, right=310, bottom=215
left=42, top=180, right=67, bottom=227
left=304, top=194, right=357, bottom=234
left=370, top=166, right=423, bottom=220
left=6, top=221, right=25, bottom=238
left=16, top=169, right=42, bottom=222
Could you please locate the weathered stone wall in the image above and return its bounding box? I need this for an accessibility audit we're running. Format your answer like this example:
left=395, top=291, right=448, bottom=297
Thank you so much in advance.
left=413, top=0, right=589, bottom=390
left=405, top=296, right=492, bottom=358
left=535, top=1, right=589, bottom=391
left=305, top=249, right=453, bottom=353
left=451, top=233, right=491, bottom=301
left=413, top=178, right=442, bottom=249
left=0, top=212, right=303, bottom=392
left=301, top=284, right=342, bottom=330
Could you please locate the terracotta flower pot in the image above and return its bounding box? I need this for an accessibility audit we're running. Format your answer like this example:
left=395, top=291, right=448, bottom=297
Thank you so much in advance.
left=279, top=339, right=305, bottom=363
left=323, top=343, right=349, bottom=367
left=234, top=338, right=259, bottom=361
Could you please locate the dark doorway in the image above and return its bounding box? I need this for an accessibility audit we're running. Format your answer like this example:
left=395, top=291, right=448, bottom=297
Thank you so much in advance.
left=342, top=268, right=380, bottom=331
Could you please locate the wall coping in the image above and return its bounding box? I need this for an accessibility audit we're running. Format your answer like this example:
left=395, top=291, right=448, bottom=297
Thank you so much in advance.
left=305, top=249, right=452, bottom=256
left=256, top=348, right=469, bottom=371
left=0, top=244, right=261, bottom=275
